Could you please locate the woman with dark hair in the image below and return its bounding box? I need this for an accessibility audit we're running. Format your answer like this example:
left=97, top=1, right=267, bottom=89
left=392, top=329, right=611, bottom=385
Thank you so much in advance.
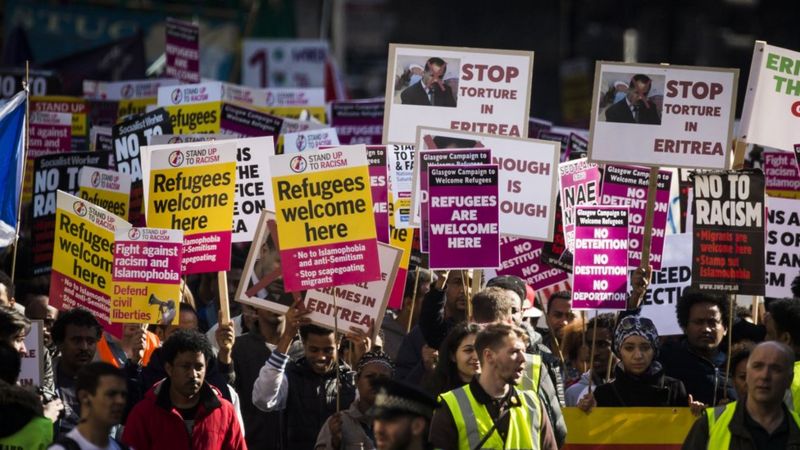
left=578, top=315, right=689, bottom=409
left=423, top=322, right=481, bottom=397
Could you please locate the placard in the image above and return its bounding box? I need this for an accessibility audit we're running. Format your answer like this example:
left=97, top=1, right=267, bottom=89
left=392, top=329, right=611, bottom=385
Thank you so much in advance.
left=572, top=206, right=629, bottom=311
left=165, top=17, right=200, bottom=83
left=231, top=136, right=275, bottom=243
left=77, top=167, right=132, bottom=221
left=367, top=146, right=390, bottom=243
left=31, top=96, right=87, bottom=151
left=559, top=158, right=601, bottom=253
left=691, top=171, right=765, bottom=294
left=387, top=223, right=414, bottom=309
left=589, top=62, right=737, bottom=169
left=766, top=197, right=800, bottom=298
left=283, top=127, right=340, bottom=153
left=496, top=237, right=568, bottom=291
left=330, top=100, right=384, bottom=145
left=427, top=164, right=500, bottom=270
left=242, top=39, right=329, bottom=88
left=387, top=144, right=415, bottom=228
left=18, top=320, right=43, bottom=388
left=28, top=111, right=71, bottom=157
left=270, top=145, right=381, bottom=291
left=640, top=233, right=692, bottom=336
left=383, top=44, right=533, bottom=144
left=763, top=149, right=800, bottom=198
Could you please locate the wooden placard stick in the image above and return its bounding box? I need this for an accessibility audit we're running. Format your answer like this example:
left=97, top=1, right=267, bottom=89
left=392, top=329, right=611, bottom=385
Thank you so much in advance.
left=218, top=271, right=231, bottom=325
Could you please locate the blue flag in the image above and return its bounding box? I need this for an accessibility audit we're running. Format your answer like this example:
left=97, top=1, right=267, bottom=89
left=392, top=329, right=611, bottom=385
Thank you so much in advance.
left=0, top=91, right=27, bottom=246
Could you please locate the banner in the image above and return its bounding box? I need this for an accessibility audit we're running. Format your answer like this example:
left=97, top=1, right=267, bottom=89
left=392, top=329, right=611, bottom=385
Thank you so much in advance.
left=641, top=233, right=692, bottom=336
left=387, top=144, right=415, bottom=228
left=32, top=151, right=114, bottom=275
left=232, top=136, right=274, bottom=243
left=416, top=148, right=491, bottom=251
left=417, top=126, right=559, bottom=241
left=30, top=96, right=87, bottom=151
left=572, top=206, right=629, bottom=310
left=559, top=158, right=601, bottom=253
left=77, top=167, right=131, bottom=221
left=563, top=407, right=695, bottom=450
left=50, top=191, right=129, bottom=338
left=428, top=164, right=500, bottom=270
left=600, top=165, right=672, bottom=269
left=113, top=108, right=173, bottom=225
left=589, top=62, right=738, bottom=169
left=383, top=44, right=533, bottom=144
left=763, top=149, right=800, bottom=198
left=692, top=171, right=765, bottom=294
left=165, top=18, right=200, bottom=83
left=496, top=237, right=568, bottom=291
left=283, top=127, right=340, bottom=153
left=146, top=140, right=237, bottom=274
left=18, top=320, right=43, bottom=388
left=740, top=42, right=800, bottom=151
left=766, top=197, right=800, bottom=298
left=270, top=145, right=381, bottom=291
left=112, top=227, right=183, bottom=325
left=330, top=100, right=384, bottom=145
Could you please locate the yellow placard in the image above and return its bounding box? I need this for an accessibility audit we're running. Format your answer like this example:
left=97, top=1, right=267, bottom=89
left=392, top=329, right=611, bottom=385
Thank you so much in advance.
left=117, top=98, right=157, bottom=123
left=78, top=187, right=130, bottom=221
left=164, top=102, right=222, bottom=134
left=563, top=407, right=695, bottom=447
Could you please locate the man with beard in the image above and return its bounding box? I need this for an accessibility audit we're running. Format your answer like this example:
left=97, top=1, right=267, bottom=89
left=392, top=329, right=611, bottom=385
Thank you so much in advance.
left=49, top=363, right=128, bottom=450
left=566, top=314, right=617, bottom=406
left=430, top=323, right=558, bottom=450
left=371, top=379, right=439, bottom=450
left=122, top=330, right=245, bottom=450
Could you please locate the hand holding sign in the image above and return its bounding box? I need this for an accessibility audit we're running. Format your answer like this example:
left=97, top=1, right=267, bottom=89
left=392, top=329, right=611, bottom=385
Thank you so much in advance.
left=628, top=265, right=653, bottom=310
left=278, top=298, right=312, bottom=354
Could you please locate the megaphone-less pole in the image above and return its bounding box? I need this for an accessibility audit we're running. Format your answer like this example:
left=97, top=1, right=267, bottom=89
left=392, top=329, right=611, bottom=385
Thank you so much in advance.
left=218, top=271, right=231, bottom=326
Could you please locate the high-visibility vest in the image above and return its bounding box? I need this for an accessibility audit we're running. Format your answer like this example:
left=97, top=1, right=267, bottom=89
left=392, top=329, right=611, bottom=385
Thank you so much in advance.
left=518, top=353, right=543, bottom=393
left=440, top=384, right=542, bottom=450
left=790, top=361, right=800, bottom=412
left=706, top=401, right=800, bottom=449
left=97, top=332, right=160, bottom=368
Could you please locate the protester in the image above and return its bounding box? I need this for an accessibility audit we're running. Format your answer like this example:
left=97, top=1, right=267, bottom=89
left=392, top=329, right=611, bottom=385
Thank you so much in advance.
left=372, top=379, right=439, bottom=450
left=538, top=291, right=574, bottom=357
left=565, top=313, right=616, bottom=406
left=233, top=305, right=285, bottom=450
left=25, top=294, right=58, bottom=353
left=729, top=343, right=754, bottom=401
left=559, top=318, right=589, bottom=389
left=153, top=302, right=199, bottom=342
left=430, top=323, right=558, bottom=450
left=97, top=323, right=161, bottom=369
left=316, top=350, right=395, bottom=450
left=383, top=269, right=433, bottom=360
left=418, top=270, right=468, bottom=350
left=252, top=299, right=358, bottom=450
left=52, top=307, right=103, bottom=437
left=764, top=297, right=800, bottom=411
left=122, top=329, right=245, bottom=450
left=0, top=304, right=29, bottom=354
left=49, top=362, right=129, bottom=450
left=422, top=322, right=481, bottom=397
left=682, top=341, right=800, bottom=449
left=0, top=342, right=54, bottom=450
left=580, top=315, right=689, bottom=409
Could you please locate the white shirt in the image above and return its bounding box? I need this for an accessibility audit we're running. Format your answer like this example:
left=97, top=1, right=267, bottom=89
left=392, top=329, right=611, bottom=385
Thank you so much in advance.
left=48, top=428, right=126, bottom=450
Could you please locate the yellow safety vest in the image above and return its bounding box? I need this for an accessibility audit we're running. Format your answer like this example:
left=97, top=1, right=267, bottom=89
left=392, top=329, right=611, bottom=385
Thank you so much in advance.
left=706, top=401, right=800, bottom=449
left=518, top=353, right=543, bottom=393
left=440, top=384, right=542, bottom=450
left=790, top=361, right=800, bottom=412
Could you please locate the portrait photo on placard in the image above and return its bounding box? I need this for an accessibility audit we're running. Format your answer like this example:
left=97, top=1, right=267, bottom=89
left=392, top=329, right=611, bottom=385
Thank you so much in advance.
left=393, top=55, right=461, bottom=107
left=597, top=72, right=665, bottom=126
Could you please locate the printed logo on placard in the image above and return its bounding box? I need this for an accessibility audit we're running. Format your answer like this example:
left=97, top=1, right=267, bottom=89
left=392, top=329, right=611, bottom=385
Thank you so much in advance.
left=91, top=171, right=101, bottom=187
left=73, top=201, right=87, bottom=217
left=169, top=151, right=185, bottom=167
left=168, top=136, right=184, bottom=144
left=128, top=228, right=141, bottom=240
left=266, top=92, right=275, bottom=106
left=296, top=135, right=307, bottom=151
left=121, top=84, right=134, bottom=99
left=171, top=88, right=183, bottom=104
left=290, top=155, right=307, bottom=173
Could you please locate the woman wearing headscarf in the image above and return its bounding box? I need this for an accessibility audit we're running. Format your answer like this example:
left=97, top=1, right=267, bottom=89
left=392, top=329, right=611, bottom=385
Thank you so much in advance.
left=578, top=315, right=689, bottom=409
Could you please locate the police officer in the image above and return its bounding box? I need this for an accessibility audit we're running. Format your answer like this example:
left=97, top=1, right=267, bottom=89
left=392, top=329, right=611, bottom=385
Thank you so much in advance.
left=371, top=379, right=439, bottom=450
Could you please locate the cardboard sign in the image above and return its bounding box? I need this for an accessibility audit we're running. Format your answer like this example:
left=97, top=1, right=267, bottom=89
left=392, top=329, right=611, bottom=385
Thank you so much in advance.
left=387, top=144, right=415, bottom=228
left=416, top=148, right=491, bottom=250
left=112, top=227, right=183, bottom=324
left=387, top=223, right=414, bottom=309
left=600, top=165, right=672, bottom=269
left=496, top=237, right=568, bottom=291
left=18, top=320, right=43, bottom=388
left=146, top=140, right=237, bottom=274
left=427, top=164, right=500, bottom=269
left=367, top=146, right=390, bottom=243
left=84, top=78, right=179, bottom=101
left=763, top=149, right=800, bottom=198
left=31, top=96, right=88, bottom=151
left=417, top=126, right=560, bottom=241
left=164, top=102, right=222, bottom=134
left=692, top=171, right=765, bottom=294
left=32, top=151, right=114, bottom=275
left=232, top=136, right=275, bottom=242
left=29, top=111, right=71, bottom=157
left=242, top=39, right=329, bottom=88
left=740, top=42, right=800, bottom=151
left=283, top=127, right=340, bottom=153
left=50, top=191, right=130, bottom=339
left=589, top=62, right=738, bottom=169
left=165, top=18, right=200, bottom=83
left=641, top=233, right=692, bottom=336
left=77, top=167, right=132, bottom=221
left=766, top=197, right=800, bottom=298
left=113, top=108, right=173, bottom=225
left=559, top=158, right=601, bottom=253
left=149, top=133, right=233, bottom=146
left=383, top=44, right=533, bottom=144
left=572, top=206, right=629, bottom=310
left=330, top=100, right=384, bottom=145
left=220, top=103, right=283, bottom=137
left=540, top=196, right=571, bottom=272
left=270, top=145, right=381, bottom=291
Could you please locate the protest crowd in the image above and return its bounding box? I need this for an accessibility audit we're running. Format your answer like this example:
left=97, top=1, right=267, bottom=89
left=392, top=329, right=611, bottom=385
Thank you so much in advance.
left=2, top=3, right=800, bottom=450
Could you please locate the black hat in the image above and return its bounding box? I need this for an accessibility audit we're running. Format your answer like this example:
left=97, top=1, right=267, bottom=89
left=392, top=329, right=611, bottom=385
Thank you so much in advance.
left=370, top=379, right=438, bottom=420
left=486, top=275, right=527, bottom=302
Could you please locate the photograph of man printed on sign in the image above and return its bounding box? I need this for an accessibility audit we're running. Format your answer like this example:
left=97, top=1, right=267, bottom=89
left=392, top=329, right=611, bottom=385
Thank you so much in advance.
left=393, top=56, right=460, bottom=107
left=598, top=73, right=665, bottom=125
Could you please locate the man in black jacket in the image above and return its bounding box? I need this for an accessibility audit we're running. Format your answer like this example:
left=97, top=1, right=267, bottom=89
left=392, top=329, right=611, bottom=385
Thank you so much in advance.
left=400, top=57, right=456, bottom=107
left=604, top=74, right=661, bottom=125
